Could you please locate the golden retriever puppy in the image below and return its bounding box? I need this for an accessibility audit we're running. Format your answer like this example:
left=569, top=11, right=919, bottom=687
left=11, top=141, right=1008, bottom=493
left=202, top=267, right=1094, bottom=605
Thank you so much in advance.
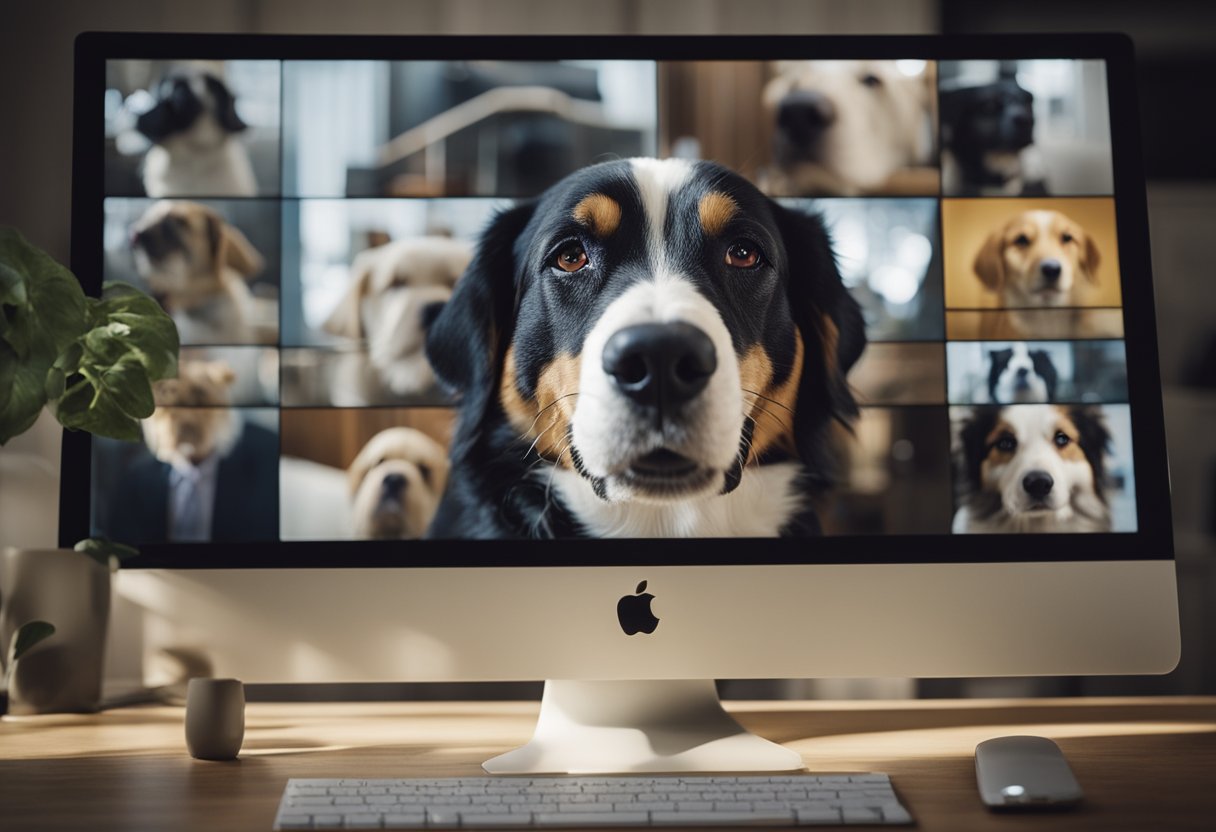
left=131, top=201, right=272, bottom=345
left=972, top=209, right=1110, bottom=339
left=348, top=427, right=450, bottom=539
left=142, top=359, right=239, bottom=470
left=762, top=60, right=936, bottom=196
left=323, top=236, right=473, bottom=404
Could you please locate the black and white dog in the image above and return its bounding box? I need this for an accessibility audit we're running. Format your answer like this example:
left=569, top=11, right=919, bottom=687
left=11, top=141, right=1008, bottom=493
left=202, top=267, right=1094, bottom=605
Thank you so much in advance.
left=425, top=158, right=865, bottom=538
left=940, top=73, right=1048, bottom=197
left=136, top=67, right=257, bottom=197
left=953, top=404, right=1112, bottom=533
left=987, top=343, right=1058, bottom=404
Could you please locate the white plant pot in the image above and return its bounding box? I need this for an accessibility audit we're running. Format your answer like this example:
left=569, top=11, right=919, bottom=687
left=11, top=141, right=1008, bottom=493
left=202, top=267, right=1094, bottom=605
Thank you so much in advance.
left=1, top=547, right=110, bottom=715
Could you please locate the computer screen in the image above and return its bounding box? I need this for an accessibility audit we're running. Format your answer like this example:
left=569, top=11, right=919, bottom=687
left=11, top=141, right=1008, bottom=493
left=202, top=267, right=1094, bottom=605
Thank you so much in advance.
left=66, top=36, right=1170, bottom=568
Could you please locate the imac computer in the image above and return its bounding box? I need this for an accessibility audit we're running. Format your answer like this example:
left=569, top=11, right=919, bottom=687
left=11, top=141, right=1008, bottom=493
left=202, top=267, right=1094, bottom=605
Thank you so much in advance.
left=66, top=33, right=1178, bottom=773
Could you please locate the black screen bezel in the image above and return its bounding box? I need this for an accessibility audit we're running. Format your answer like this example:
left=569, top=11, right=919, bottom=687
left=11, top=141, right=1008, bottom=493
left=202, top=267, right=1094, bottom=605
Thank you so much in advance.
left=65, top=32, right=1173, bottom=568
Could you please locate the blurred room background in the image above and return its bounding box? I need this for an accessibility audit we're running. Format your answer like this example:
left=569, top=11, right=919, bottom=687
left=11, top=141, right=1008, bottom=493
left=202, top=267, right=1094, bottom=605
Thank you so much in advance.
left=1, top=0, right=1212, bottom=701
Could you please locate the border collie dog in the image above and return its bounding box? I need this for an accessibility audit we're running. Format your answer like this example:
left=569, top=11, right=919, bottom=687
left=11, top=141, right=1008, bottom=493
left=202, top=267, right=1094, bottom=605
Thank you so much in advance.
left=987, top=343, right=1058, bottom=403
left=941, top=73, right=1048, bottom=197
left=953, top=404, right=1112, bottom=534
left=424, top=158, right=866, bottom=538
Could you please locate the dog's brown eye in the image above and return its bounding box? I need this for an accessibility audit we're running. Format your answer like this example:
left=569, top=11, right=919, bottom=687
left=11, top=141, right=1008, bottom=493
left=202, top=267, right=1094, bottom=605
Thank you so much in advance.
left=725, top=241, right=761, bottom=269
left=860, top=73, right=883, bottom=89
left=1013, top=234, right=1031, bottom=248
left=417, top=464, right=431, bottom=485
left=1061, top=232, right=1074, bottom=244
left=554, top=242, right=589, bottom=273
left=995, top=433, right=1018, bottom=454
left=1054, top=431, right=1072, bottom=448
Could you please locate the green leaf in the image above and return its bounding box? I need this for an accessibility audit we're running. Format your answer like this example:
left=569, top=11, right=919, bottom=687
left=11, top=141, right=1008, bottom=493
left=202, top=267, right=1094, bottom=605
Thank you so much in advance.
left=74, top=537, right=139, bottom=566
left=0, top=228, right=87, bottom=444
left=44, top=366, right=66, bottom=400
left=91, top=282, right=180, bottom=382
left=0, top=337, right=15, bottom=415
left=54, top=358, right=151, bottom=442
left=0, top=228, right=86, bottom=361
left=9, top=620, right=55, bottom=665
left=0, top=342, right=50, bottom=445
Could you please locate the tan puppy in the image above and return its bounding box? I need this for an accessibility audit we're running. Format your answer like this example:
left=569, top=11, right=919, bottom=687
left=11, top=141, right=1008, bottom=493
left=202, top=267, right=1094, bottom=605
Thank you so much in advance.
left=324, top=236, right=473, bottom=404
left=762, top=60, right=936, bottom=196
left=131, top=201, right=271, bottom=345
left=142, top=360, right=239, bottom=470
left=348, top=427, right=450, bottom=539
left=973, top=210, right=1106, bottom=339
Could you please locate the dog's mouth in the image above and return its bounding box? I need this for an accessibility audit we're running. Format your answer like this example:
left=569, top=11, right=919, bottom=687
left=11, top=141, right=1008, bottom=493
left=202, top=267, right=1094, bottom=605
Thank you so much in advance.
left=619, top=448, right=717, bottom=498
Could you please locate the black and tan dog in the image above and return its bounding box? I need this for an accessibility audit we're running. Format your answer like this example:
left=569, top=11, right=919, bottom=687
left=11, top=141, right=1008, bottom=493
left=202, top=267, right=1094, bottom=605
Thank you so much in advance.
left=425, top=158, right=865, bottom=538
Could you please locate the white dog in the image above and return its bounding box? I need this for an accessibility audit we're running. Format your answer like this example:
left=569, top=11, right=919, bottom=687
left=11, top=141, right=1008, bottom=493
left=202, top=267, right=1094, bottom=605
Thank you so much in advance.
left=348, top=428, right=450, bottom=539
left=323, top=236, right=473, bottom=404
left=762, top=60, right=936, bottom=195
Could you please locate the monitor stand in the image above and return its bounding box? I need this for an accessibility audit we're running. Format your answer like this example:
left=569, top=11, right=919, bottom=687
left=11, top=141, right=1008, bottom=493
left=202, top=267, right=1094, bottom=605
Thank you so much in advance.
left=482, top=679, right=805, bottom=774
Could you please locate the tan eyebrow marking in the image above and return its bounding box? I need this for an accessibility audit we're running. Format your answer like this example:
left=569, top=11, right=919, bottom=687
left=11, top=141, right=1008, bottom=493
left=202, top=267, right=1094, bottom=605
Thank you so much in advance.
left=698, top=191, right=738, bottom=237
left=572, top=193, right=622, bottom=238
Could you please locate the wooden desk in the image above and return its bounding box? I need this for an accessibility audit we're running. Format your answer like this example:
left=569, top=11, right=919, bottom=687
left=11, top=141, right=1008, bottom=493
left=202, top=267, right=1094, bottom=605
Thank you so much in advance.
left=1, top=697, right=1214, bottom=831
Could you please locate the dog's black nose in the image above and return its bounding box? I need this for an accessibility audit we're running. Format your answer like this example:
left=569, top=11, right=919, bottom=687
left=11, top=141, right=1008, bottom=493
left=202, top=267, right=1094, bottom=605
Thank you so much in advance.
left=777, top=90, right=837, bottom=143
left=1040, top=259, right=1063, bottom=283
left=382, top=473, right=407, bottom=495
left=1016, top=367, right=1029, bottom=379
left=602, top=322, right=717, bottom=410
left=1022, top=470, right=1054, bottom=500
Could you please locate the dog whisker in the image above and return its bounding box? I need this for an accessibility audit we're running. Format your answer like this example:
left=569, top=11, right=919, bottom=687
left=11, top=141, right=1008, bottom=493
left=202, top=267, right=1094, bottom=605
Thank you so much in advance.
left=741, top=387, right=795, bottom=417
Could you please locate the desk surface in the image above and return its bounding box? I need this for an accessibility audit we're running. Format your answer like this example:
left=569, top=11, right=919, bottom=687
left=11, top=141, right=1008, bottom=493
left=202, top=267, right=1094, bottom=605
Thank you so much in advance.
left=1, top=697, right=1214, bottom=831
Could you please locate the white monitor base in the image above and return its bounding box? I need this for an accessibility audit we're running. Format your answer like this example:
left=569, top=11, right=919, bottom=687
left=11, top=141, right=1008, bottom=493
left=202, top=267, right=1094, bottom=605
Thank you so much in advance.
left=482, top=679, right=805, bottom=774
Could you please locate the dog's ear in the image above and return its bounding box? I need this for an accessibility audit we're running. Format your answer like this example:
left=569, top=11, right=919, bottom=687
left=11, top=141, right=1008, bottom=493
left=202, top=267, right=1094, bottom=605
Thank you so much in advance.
left=973, top=230, right=1006, bottom=292
left=1081, top=233, right=1101, bottom=284
left=425, top=202, right=537, bottom=401
left=346, top=439, right=375, bottom=497
left=958, top=405, right=1000, bottom=492
left=323, top=257, right=375, bottom=340
left=201, top=360, right=237, bottom=390
left=771, top=203, right=866, bottom=479
left=203, top=73, right=247, bottom=133
left=204, top=211, right=263, bottom=278
left=1068, top=405, right=1112, bottom=495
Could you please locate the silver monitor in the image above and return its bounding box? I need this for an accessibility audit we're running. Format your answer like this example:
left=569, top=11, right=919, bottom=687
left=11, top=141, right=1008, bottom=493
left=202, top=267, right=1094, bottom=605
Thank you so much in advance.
left=69, top=33, right=1179, bottom=773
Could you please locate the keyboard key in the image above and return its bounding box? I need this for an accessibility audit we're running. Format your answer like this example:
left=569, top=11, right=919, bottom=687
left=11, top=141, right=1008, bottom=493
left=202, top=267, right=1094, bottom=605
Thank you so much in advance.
left=534, top=812, right=650, bottom=826
left=796, top=808, right=843, bottom=825
left=460, top=812, right=536, bottom=827
left=343, top=814, right=383, bottom=828
left=842, top=807, right=883, bottom=824
left=383, top=815, right=427, bottom=829
left=652, top=810, right=794, bottom=825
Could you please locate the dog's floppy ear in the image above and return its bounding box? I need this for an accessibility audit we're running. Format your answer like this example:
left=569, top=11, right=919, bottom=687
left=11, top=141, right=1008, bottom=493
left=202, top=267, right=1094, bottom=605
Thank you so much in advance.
left=203, top=73, right=247, bottom=133
left=204, top=210, right=263, bottom=278
left=958, top=405, right=1000, bottom=492
left=1081, top=232, right=1101, bottom=284
left=771, top=203, right=866, bottom=479
left=323, top=257, right=375, bottom=340
left=973, top=230, right=1006, bottom=292
left=1068, top=405, right=1112, bottom=495
left=425, top=202, right=537, bottom=401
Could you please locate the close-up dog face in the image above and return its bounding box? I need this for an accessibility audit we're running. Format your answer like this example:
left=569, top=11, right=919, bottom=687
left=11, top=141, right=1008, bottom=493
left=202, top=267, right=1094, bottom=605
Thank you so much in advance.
left=987, top=343, right=1057, bottom=404
left=324, top=237, right=473, bottom=396
left=143, top=360, right=239, bottom=469
left=973, top=210, right=1100, bottom=307
left=130, top=201, right=263, bottom=310
left=941, top=79, right=1036, bottom=155
left=348, top=428, right=450, bottom=539
left=959, top=404, right=1110, bottom=529
left=428, top=158, right=864, bottom=508
left=763, top=60, right=932, bottom=193
left=136, top=68, right=246, bottom=149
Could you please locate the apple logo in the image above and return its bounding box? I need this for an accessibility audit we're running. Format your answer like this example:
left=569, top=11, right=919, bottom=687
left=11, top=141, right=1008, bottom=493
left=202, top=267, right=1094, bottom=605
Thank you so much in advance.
left=617, top=580, right=660, bottom=635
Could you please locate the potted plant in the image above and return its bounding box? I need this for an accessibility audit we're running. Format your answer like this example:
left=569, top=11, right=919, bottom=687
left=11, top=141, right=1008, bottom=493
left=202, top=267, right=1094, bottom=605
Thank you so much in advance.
left=0, top=227, right=179, bottom=714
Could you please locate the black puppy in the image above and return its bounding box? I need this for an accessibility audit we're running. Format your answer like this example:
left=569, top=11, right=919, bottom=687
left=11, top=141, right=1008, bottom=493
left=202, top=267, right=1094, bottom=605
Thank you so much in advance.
left=136, top=67, right=257, bottom=197
left=425, top=158, right=865, bottom=539
left=941, top=74, right=1048, bottom=196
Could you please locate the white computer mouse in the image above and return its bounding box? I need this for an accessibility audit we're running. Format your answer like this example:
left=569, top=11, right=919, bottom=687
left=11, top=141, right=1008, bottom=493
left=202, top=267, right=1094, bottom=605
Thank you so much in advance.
left=975, top=735, right=1083, bottom=810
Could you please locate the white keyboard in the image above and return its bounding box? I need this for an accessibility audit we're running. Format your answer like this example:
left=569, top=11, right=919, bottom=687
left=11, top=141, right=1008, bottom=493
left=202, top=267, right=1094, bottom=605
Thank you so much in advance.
left=274, top=774, right=913, bottom=829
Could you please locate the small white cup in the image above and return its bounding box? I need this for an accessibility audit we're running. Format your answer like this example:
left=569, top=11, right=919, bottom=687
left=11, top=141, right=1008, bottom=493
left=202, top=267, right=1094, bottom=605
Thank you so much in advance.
left=185, top=677, right=245, bottom=761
